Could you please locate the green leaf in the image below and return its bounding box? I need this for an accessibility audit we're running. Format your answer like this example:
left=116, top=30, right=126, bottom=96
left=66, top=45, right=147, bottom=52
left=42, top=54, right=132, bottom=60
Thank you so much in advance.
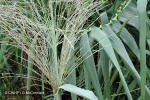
left=111, top=20, right=140, bottom=59
left=59, top=84, right=98, bottom=100
left=100, top=50, right=111, bottom=100
left=137, top=0, right=148, bottom=99
left=102, top=25, right=150, bottom=98
left=80, top=32, right=103, bottom=100
left=90, top=27, right=133, bottom=100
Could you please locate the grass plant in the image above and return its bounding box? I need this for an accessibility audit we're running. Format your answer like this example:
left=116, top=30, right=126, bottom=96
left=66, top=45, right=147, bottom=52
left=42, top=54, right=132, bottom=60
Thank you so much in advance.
left=0, top=0, right=150, bottom=100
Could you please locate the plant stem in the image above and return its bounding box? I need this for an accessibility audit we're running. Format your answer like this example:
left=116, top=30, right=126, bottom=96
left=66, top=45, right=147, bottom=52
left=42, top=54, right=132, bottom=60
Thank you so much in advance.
left=42, top=73, right=44, bottom=100
left=54, top=90, right=61, bottom=100
left=26, top=57, right=33, bottom=100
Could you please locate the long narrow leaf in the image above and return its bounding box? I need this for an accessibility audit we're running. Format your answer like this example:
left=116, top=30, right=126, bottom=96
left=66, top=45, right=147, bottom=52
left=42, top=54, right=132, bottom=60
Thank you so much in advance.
left=59, top=84, right=98, bottom=100
left=80, top=32, right=103, bottom=100
left=90, top=27, right=133, bottom=100
left=137, top=0, right=148, bottom=99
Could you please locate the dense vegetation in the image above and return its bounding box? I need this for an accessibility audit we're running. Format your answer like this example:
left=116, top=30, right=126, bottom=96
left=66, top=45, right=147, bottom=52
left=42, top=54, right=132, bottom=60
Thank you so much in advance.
left=0, top=0, right=150, bottom=100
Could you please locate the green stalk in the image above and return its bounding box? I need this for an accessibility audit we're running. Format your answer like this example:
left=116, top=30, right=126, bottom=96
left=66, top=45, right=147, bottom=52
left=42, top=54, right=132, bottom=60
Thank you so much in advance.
left=42, top=73, right=45, bottom=100
left=49, top=1, right=60, bottom=99
left=137, top=0, right=147, bottom=100
left=0, top=38, right=7, bottom=63
left=54, top=90, right=61, bottom=100
left=49, top=0, right=59, bottom=79
left=26, top=57, right=33, bottom=100
left=53, top=45, right=59, bottom=79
